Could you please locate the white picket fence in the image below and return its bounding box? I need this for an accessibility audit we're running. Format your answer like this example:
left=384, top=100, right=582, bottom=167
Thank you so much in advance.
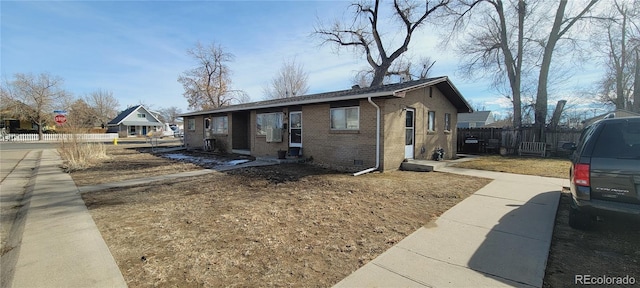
left=1, top=133, right=119, bottom=142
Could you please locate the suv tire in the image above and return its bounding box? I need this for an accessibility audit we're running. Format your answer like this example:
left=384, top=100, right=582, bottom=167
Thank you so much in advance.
left=569, top=205, right=594, bottom=230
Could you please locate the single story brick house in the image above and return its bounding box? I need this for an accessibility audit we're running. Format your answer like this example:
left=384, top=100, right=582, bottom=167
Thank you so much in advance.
left=180, top=77, right=473, bottom=172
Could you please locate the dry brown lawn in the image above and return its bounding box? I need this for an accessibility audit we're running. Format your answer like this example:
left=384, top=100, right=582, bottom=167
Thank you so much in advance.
left=73, top=147, right=491, bottom=287
left=452, top=155, right=570, bottom=178
left=69, top=146, right=201, bottom=186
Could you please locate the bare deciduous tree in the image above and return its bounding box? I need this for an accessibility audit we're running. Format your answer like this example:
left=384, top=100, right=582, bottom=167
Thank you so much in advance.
left=452, top=0, right=599, bottom=132
left=178, top=42, right=248, bottom=110
left=68, top=98, right=96, bottom=129
left=315, top=0, right=448, bottom=87
left=158, top=106, right=183, bottom=124
left=1, top=73, right=70, bottom=140
left=263, top=59, right=309, bottom=99
left=452, top=0, right=531, bottom=129
left=533, top=0, right=599, bottom=131
left=353, top=56, right=436, bottom=87
left=84, top=89, right=119, bottom=128
left=390, top=57, right=436, bottom=80
left=594, top=0, right=639, bottom=110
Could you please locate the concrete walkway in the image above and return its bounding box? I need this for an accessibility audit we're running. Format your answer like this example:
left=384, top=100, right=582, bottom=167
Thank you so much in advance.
left=5, top=149, right=127, bottom=287
left=335, top=166, right=568, bottom=288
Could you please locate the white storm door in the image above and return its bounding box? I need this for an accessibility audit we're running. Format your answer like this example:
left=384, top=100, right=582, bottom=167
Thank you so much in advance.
left=405, top=108, right=415, bottom=159
left=289, top=111, right=302, bottom=148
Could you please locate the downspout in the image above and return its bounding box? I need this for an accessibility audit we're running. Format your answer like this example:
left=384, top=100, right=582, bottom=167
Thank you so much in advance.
left=353, top=96, right=380, bottom=176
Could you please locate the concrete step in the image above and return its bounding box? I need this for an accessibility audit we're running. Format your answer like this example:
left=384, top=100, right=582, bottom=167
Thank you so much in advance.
left=400, top=159, right=447, bottom=172
left=400, top=155, right=479, bottom=172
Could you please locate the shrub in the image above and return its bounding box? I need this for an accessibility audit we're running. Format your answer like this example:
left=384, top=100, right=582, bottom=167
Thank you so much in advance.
left=58, top=132, right=109, bottom=172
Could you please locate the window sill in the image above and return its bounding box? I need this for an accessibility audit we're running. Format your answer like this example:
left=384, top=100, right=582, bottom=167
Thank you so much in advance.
left=330, top=130, right=360, bottom=134
left=444, top=130, right=451, bottom=134
left=427, top=131, right=436, bottom=135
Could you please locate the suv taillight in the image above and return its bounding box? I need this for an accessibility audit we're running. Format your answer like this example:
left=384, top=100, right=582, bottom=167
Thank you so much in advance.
left=574, top=163, right=590, bottom=186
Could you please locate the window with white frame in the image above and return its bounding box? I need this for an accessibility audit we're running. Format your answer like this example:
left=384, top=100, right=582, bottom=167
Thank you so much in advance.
left=187, top=118, right=196, bottom=131
left=212, top=116, right=228, bottom=134
left=428, top=111, right=435, bottom=132
left=444, top=113, right=451, bottom=131
left=330, top=107, right=359, bottom=130
left=137, top=113, right=146, bottom=118
left=256, top=112, right=284, bottom=135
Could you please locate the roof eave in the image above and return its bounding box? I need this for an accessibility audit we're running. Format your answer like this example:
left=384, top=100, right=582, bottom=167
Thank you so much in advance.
left=179, top=90, right=396, bottom=117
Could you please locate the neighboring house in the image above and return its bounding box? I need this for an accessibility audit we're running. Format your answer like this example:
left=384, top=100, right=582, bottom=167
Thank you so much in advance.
left=582, top=109, right=640, bottom=127
left=0, top=117, right=36, bottom=133
left=180, top=77, right=473, bottom=172
left=107, top=105, right=163, bottom=137
left=0, top=100, right=55, bottom=133
left=457, top=111, right=495, bottom=128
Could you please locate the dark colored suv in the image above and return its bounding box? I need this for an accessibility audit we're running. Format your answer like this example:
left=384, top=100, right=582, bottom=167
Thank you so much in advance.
left=566, top=116, right=640, bottom=229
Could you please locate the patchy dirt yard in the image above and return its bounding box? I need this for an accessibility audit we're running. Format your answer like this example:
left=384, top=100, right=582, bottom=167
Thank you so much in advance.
left=73, top=147, right=491, bottom=287
left=543, top=190, right=640, bottom=287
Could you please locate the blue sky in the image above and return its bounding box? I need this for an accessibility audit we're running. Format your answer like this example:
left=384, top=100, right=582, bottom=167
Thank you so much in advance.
left=1, top=1, right=606, bottom=118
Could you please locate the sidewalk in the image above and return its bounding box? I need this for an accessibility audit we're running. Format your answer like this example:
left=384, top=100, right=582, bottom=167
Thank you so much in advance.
left=335, top=167, right=566, bottom=288
left=10, top=149, right=127, bottom=287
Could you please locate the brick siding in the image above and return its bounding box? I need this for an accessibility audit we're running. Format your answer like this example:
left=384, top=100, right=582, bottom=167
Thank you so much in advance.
left=183, top=85, right=460, bottom=172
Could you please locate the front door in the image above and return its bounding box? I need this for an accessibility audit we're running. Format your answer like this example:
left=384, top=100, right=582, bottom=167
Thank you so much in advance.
left=405, top=108, right=415, bottom=159
left=289, top=111, right=302, bottom=148
left=142, top=126, right=147, bottom=135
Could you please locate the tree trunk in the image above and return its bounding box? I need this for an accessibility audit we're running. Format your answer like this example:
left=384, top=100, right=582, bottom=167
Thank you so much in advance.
left=37, top=119, right=43, bottom=141
left=616, top=11, right=627, bottom=109
left=634, top=50, right=640, bottom=112
left=534, top=0, right=597, bottom=139
left=370, top=62, right=392, bottom=87
left=534, top=0, right=567, bottom=140
left=513, top=0, right=525, bottom=128
left=535, top=6, right=563, bottom=128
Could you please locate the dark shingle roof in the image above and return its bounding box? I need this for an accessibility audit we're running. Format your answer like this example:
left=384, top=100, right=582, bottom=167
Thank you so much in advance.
left=107, top=105, right=141, bottom=125
left=180, top=76, right=473, bottom=116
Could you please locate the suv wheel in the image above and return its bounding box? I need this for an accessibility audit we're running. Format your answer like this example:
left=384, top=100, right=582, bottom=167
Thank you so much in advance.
left=569, top=205, right=594, bottom=230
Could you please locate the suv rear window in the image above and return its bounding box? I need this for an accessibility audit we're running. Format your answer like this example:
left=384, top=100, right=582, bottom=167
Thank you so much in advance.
left=592, top=122, right=640, bottom=159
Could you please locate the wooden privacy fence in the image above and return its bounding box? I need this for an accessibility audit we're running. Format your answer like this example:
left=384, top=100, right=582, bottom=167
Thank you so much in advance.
left=1, top=133, right=118, bottom=142
left=457, top=127, right=582, bottom=156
